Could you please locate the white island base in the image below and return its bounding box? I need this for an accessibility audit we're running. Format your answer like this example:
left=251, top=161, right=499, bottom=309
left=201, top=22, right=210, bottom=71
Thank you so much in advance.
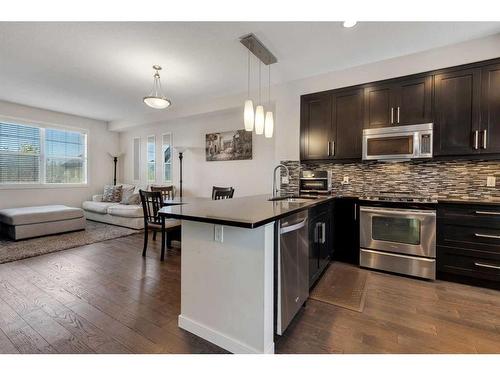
left=178, top=220, right=275, bottom=354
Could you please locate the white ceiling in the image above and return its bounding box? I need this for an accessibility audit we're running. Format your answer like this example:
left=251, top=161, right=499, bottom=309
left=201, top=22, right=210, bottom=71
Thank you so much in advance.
left=0, top=22, right=499, bottom=122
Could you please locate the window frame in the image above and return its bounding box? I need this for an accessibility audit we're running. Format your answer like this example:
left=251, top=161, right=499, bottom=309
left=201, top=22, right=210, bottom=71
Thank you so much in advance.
left=0, top=116, right=89, bottom=189
left=162, top=132, right=173, bottom=183
left=146, top=134, right=156, bottom=183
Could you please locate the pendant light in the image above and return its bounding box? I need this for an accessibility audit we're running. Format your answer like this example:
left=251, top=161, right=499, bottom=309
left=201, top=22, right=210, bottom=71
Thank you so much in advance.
left=143, top=65, right=171, bottom=109
left=264, top=64, right=274, bottom=138
left=254, top=61, right=265, bottom=135
left=243, top=50, right=255, bottom=131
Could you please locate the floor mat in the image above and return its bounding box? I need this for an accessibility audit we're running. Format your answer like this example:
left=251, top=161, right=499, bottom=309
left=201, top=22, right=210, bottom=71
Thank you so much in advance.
left=310, top=262, right=368, bottom=312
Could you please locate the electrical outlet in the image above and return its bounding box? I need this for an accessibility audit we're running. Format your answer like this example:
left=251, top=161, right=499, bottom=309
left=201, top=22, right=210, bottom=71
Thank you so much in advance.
left=281, top=176, right=289, bottom=184
left=214, top=225, right=223, bottom=243
left=342, top=176, right=350, bottom=185
left=487, top=176, right=496, bottom=187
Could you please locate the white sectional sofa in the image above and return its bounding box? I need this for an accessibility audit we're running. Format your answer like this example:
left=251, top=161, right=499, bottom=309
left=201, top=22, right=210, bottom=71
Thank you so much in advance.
left=82, top=194, right=144, bottom=230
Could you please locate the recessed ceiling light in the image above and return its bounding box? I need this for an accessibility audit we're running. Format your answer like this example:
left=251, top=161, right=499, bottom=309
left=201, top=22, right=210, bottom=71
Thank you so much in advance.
left=343, top=21, right=357, bottom=28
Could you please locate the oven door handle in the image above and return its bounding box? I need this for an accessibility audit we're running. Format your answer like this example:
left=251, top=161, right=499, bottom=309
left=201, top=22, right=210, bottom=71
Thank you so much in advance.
left=360, top=207, right=436, bottom=216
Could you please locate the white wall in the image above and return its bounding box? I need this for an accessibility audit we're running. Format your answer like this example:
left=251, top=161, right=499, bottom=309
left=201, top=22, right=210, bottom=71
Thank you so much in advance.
left=119, top=108, right=275, bottom=198
left=114, top=34, right=500, bottom=197
left=0, top=100, right=119, bottom=209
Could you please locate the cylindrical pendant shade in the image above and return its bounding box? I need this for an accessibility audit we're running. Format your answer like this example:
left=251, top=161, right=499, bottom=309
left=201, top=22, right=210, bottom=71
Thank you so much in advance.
left=264, top=111, right=274, bottom=138
left=255, top=105, right=265, bottom=135
left=244, top=99, right=255, bottom=131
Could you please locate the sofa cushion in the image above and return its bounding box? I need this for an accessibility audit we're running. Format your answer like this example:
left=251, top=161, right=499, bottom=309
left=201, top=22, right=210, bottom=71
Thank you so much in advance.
left=107, top=204, right=143, bottom=218
left=102, top=185, right=123, bottom=202
left=82, top=201, right=116, bottom=214
left=0, top=205, right=84, bottom=226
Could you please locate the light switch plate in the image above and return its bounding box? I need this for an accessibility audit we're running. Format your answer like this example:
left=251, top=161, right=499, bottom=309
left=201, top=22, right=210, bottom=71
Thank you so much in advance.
left=487, top=176, right=496, bottom=187
left=214, top=225, right=223, bottom=243
left=281, top=176, right=289, bottom=184
left=342, top=176, right=350, bottom=185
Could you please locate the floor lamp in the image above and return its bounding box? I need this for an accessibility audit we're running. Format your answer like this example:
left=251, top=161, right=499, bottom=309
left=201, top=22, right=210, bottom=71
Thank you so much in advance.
left=174, top=147, right=187, bottom=199
left=107, top=153, right=123, bottom=185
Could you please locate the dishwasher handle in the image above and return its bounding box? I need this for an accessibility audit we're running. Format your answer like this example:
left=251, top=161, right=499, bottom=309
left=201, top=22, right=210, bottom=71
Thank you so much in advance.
left=280, top=218, right=307, bottom=234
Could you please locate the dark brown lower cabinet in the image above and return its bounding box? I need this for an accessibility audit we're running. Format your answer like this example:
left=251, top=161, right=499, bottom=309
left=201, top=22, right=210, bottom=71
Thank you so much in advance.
left=437, top=203, right=500, bottom=289
left=333, top=198, right=359, bottom=265
left=309, top=202, right=333, bottom=287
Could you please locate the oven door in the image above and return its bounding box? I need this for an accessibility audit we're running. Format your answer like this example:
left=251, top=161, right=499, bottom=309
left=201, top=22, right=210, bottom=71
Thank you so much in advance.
left=362, top=132, right=416, bottom=160
left=359, top=206, right=436, bottom=257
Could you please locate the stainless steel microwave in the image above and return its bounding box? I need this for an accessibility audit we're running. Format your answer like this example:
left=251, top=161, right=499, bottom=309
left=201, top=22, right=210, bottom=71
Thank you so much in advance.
left=362, top=123, right=433, bottom=161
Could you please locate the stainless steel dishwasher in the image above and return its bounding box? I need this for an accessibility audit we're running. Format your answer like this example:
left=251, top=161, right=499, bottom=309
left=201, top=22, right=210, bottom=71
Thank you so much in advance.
left=276, top=210, right=309, bottom=335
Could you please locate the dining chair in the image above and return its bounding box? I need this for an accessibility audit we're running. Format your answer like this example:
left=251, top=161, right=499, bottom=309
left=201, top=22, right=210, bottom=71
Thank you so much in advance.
left=212, top=186, right=235, bottom=200
left=151, top=185, right=175, bottom=201
left=139, top=190, right=181, bottom=261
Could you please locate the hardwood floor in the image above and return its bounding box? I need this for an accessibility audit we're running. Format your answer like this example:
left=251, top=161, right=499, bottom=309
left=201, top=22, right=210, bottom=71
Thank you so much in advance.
left=0, top=233, right=499, bottom=354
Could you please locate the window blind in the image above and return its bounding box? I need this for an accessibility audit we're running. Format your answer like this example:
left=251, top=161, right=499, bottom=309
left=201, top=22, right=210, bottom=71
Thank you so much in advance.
left=0, top=122, right=41, bottom=183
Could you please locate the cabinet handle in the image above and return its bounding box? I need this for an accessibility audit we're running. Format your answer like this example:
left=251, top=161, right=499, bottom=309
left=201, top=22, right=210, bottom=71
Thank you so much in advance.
left=474, top=262, right=500, bottom=270
left=321, top=222, right=326, bottom=244
left=327, top=142, right=331, bottom=156
left=390, top=107, right=394, bottom=124
left=475, top=210, right=500, bottom=216
left=331, top=141, right=335, bottom=156
left=354, top=203, right=357, bottom=221
left=397, top=107, right=400, bottom=124
left=473, top=130, right=479, bottom=150
left=474, top=233, right=500, bottom=239
left=482, top=130, right=487, bottom=149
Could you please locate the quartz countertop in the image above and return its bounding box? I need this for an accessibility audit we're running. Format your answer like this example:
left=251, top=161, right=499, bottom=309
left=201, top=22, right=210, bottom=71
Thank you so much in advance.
left=158, top=195, right=333, bottom=229
left=437, top=198, right=500, bottom=206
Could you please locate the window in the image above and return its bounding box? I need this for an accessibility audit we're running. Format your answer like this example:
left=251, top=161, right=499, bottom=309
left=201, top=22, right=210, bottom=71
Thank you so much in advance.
left=147, top=135, right=156, bottom=182
left=162, top=133, right=172, bottom=182
left=0, top=121, right=87, bottom=185
left=45, top=128, right=87, bottom=184
left=0, top=122, right=41, bottom=184
left=133, top=137, right=141, bottom=181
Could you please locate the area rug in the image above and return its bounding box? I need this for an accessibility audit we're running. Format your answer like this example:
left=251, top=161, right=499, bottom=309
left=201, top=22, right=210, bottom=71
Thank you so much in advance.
left=310, top=262, right=368, bottom=312
left=0, top=220, right=140, bottom=264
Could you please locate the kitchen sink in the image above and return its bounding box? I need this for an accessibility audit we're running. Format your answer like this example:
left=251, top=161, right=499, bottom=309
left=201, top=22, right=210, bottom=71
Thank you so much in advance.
left=268, top=196, right=319, bottom=203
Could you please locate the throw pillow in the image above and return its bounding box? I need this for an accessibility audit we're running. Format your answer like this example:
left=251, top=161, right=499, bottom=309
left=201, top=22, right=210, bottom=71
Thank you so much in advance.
left=102, top=185, right=123, bottom=202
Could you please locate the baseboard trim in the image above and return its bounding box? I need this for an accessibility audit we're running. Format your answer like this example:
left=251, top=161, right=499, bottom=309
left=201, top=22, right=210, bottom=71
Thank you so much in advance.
left=178, top=315, right=275, bottom=354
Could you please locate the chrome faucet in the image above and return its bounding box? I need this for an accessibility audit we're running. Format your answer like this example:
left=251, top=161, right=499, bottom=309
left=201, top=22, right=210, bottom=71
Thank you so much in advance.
left=272, top=164, right=290, bottom=198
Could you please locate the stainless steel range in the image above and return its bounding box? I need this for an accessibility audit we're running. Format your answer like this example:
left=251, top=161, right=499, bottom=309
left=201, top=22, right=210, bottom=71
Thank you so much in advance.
left=359, top=192, right=437, bottom=280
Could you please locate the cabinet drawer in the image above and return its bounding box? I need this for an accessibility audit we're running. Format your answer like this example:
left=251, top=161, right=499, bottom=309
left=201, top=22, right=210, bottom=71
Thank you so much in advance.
left=438, top=204, right=500, bottom=229
left=438, top=246, right=500, bottom=282
left=438, top=223, right=500, bottom=253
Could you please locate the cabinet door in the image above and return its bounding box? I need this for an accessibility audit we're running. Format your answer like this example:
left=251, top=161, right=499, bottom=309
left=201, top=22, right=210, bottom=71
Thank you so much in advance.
left=332, top=88, right=364, bottom=159
left=364, top=83, right=396, bottom=128
left=300, top=92, right=333, bottom=160
left=480, top=63, right=500, bottom=154
left=433, top=68, right=481, bottom=156
left=333, top=198, right=359, bottom=265
left=394, top=75, right=433, bottom=126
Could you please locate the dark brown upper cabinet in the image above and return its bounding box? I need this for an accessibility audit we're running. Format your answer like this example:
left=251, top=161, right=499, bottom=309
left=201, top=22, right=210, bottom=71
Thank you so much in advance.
left=480, top=62, right=500, bottom=154
left=300, top=92, right=334, bottom=160
left=332, top=88, right=364, bottom=159
left=364, top=82, right=394, bottom=128
left=433, top=67, right=481, bottom=156
left=364, top=76, right=432, bottom=128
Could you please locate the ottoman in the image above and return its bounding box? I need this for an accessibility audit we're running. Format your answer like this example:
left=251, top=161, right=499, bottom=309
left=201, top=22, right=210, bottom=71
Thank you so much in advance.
left=0, top=205, right=86, bottom=240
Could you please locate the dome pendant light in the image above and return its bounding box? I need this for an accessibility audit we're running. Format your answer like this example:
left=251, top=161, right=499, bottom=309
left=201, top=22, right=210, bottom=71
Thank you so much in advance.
left=143, top=65, right=171, bottom=109
left=244, top=50, right=255, bottom=131
left=254, top=61, right=265, bottom=135
left=264, top=64, right=274, bottom=138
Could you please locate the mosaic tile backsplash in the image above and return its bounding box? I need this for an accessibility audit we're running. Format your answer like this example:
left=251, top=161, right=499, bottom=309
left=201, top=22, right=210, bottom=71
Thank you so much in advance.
left=280, top=159, right=500, bottom=201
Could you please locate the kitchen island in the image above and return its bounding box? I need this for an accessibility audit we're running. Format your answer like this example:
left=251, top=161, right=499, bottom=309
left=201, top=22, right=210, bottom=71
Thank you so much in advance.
left=158, top=195, right=332, bottom=354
